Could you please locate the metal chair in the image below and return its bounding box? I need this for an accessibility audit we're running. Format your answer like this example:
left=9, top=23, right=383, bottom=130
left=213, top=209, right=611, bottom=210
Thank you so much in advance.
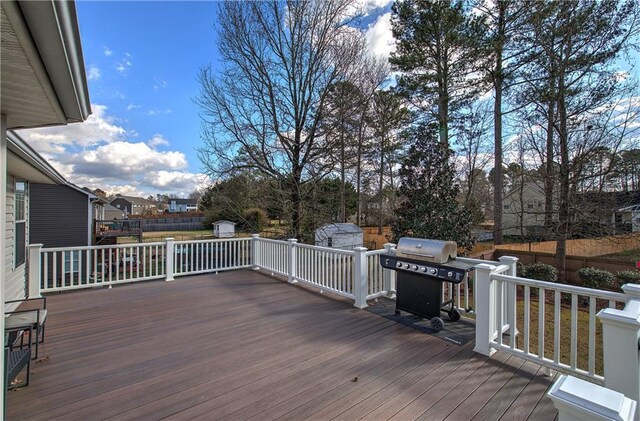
left=5, top=297, right=47, bottom=359
left=4, top=324, right=33, bottom=413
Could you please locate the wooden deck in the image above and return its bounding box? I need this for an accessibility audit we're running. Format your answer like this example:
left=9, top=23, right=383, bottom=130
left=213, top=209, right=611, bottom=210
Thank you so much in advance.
left=7, top=270, right=559, bottom=420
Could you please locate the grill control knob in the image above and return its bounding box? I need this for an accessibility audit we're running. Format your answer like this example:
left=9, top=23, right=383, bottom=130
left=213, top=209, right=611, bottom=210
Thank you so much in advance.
left=447, top=271, right=454, bottom=278
left=430, top=268, right=437, bottom=275
left=419, top=267, right=427, bottom=273
left=411, top=265, right=418, bottom=271
left=396, top=262, right=403, bottom=268
left=403, top=263, right=410, bottom=269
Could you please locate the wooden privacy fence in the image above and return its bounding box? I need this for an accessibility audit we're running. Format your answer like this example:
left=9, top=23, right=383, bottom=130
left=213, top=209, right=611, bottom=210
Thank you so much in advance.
left=494, top=249, right=637, bottom=284
left=495, top=233, right=640, bottom=257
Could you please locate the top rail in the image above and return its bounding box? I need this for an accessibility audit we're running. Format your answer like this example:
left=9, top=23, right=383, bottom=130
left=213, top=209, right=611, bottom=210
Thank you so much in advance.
left=492, top=273, right=628, bottom=302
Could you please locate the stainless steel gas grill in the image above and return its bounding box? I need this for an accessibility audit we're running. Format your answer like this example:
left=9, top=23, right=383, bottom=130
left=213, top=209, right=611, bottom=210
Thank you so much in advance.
left=379, top=237, right=475, bottom=331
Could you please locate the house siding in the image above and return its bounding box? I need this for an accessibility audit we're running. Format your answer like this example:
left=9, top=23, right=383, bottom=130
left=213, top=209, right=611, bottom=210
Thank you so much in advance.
left=30, top=184, right=90, bottom=248
left=110, top=198, right=132, bottom=215
left=5, top=175, right=27, bottom=303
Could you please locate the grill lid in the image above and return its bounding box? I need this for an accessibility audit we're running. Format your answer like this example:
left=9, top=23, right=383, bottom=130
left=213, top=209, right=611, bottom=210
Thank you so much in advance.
left=395, top=237, right=457, bottom=264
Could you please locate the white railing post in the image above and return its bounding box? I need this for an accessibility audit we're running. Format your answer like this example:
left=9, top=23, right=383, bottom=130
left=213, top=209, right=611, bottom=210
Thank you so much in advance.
left=251, top=234, right=260, bottom=269
left=474, top=263, right=497, bottom=357
left=166, top=237, right=175, bottom=281
left=598, top=283, right=640, bottom=419
left=287, top=238, right=298, bottom=283
left=383, top=243, right=396, bottom=298
left=499, top=256, right=519, bottom=337
left=28, top=244, right=43, bottom=298
left=353, top=246, right=368, bottom=309
left=548, top=375, right=636, bottom=421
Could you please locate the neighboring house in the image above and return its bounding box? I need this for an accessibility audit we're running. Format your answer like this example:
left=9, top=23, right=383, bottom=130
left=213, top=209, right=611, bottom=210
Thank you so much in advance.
left=1, top=0, right=91, bottom=330
left=617, top=204, right=640, bottom=233
left=30, top=183, right=99, bottom=248
left=575, top=190, right=640, bottom=234
left=168, top=198, right=198, bottom=213
left=110, top=195, right=157, bottom=215
left=315, top=223, right=363, bottom=250
left=502, top=183, right=550, bottom=237
left=103, top=203, right=126, bottom=220
left=212, top=220, right=236, bottom=238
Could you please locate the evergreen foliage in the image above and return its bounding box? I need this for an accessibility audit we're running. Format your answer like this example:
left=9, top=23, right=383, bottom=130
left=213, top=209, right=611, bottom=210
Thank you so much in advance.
left=523, top=263, right=559, bottom=283
left=578, top=267, right=615, bottom=289
left=391, top=123, right=474, bottom=252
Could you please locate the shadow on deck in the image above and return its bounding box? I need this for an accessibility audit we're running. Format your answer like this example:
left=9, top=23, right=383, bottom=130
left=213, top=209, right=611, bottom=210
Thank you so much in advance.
left=7, top=270, right=558, bottom=420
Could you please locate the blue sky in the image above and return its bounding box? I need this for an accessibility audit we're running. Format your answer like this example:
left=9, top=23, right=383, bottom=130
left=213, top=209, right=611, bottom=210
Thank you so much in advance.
left=17, top=0, right=394, bottom=198
left=16, top=1, right=636, bottom=199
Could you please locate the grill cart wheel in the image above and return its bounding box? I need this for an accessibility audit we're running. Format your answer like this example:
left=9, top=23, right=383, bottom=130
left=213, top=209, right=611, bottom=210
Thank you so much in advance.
left=394, top=310, right=401, bottom=316
left=448, top=309, right=461, bottom=322
left=431, top=317, right=444, bottom=332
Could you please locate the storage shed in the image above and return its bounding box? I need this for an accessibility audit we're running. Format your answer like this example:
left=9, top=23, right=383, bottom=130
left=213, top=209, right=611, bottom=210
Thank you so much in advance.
left=315, top=223, right=363, bottom=250
left=212, top=220, right=236, bottom=238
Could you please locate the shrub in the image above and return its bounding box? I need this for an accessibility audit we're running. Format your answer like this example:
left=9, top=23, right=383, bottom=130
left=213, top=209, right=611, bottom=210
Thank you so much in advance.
left=524, top=263, right=558, bottom=283
left=578, top=267, right=615, bottom=289
left=242, top=208, right=269, bottom=232
left=615, top=270, right=640, bottom=285
left=203, top=209, right=222, bottom=230
left=516, top=262, right=526, bottom=278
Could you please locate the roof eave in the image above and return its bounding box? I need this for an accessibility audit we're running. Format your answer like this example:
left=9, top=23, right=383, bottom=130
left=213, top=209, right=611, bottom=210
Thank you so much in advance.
left=7, top=130, right=67, bottom=185
left=17, top=0, right=91, bottom=123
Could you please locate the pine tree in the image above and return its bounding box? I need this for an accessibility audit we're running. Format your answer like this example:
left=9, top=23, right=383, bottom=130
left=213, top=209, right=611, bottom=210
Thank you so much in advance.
left=392, top=124, right=475, bottom=252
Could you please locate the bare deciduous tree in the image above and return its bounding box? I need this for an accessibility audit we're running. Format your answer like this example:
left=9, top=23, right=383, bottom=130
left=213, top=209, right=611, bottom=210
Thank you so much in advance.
left=197, top=0, right=364, bottom=237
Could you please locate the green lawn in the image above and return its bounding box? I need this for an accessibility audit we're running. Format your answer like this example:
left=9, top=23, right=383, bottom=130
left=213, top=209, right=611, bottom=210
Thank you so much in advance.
left=602, top=248, right=640, bottom=262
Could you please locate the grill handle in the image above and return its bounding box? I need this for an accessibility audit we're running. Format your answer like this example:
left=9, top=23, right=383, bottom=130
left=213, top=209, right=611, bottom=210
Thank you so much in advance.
left=401, top=251, right=435, bottom=259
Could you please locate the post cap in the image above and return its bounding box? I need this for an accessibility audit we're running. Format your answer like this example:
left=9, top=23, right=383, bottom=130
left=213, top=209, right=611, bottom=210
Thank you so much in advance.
left=622, top=283, right=640, bottom=298
left=548, top=375, right=636, bottom=421
left=251, top=234, right=260, bottom=238
left=498, top=256, right=519, bottom=263
left=475, top=263, right=497, bottom=272
left=287, top=238, right=298, bottom=243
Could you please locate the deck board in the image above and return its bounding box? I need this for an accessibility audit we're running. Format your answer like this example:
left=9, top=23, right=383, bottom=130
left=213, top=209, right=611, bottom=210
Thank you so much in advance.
left=6, top=270, right=559, bottom=420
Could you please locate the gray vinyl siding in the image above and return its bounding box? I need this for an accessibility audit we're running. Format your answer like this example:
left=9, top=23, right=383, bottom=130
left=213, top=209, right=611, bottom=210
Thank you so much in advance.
left=30, top=184, right=90, bottom=248
left=110, top=198, right=132, bottom=215
left=5, top=174, right=28, bottom=303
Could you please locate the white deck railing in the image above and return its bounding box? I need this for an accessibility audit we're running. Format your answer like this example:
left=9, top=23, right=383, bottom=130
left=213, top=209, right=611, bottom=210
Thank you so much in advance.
left=174, top=238, right=252, bottom=276
left=474, top=262, right=629, bottom=386
left=36, top=242, right=167, bottom=293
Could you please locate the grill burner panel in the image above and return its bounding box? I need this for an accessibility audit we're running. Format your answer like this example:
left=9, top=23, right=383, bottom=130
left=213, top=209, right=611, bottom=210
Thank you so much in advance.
left=380, top=254, right=472, bottom=283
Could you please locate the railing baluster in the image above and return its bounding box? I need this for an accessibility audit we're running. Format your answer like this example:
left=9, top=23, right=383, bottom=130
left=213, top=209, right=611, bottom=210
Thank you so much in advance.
left=524, top=285, right=530, bottom=355
left=554, top=291, right=561, bottom=364
left=538, top=287, right=545, bottom=359
left=570, top=294, right=578, bottom=370
left=495, top=279, right=503, bottom=347
left=589, top=296, right=596, bottom=376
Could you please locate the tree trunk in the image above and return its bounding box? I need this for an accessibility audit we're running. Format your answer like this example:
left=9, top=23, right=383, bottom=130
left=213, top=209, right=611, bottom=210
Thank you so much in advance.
left=493, top=61, right=504, bottom=245
left=555, top=76, right=569, bottom=280
left=544, top=77, right=556, bottom=238
left=493, top=3, right=505, bottom=245
left=378, top=135, right=385, bottom=235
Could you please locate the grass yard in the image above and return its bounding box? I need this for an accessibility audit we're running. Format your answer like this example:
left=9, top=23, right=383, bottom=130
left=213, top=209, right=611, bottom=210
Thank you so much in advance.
left=602, top=248, right=640, bottom=262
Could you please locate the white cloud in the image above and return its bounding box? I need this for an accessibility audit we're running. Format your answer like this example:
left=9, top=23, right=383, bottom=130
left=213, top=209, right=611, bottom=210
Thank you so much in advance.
left=18, top=104, right=126, bottom=149
left=87, top=65, right=101, bottom=81
left=153, top=77, right=168, bottom=90
left=147, top=134, right=170, bottom=148
left=116, top=52, right=133, bottom=74
left=69, top=141, right=187, bottom=177
left=365, top=13, right=395, bottom=59
left=126, top=103, right=141, bottom=111
left=145, top=171, right=208, bottom=191
left=147, top=109, right=172, bottom=116
left=103, top=46, right=113, bottom=57
left=347, top=0, right=393, bottom=18
left=17, top=105, right=204, bottom=197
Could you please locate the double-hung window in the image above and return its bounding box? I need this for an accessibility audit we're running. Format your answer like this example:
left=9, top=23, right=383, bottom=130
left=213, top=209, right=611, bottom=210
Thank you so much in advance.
left=15, top=181, right=27, bottom=268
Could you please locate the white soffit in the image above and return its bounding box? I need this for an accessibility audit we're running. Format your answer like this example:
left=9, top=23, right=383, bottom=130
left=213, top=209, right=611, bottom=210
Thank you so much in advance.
left=0, top=1, right=66, bottom=129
